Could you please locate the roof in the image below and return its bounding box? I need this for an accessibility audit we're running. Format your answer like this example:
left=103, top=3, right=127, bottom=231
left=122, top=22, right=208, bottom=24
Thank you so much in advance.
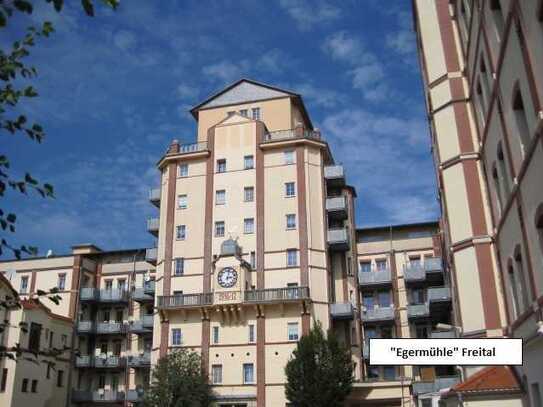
left=189, top=78, right=313, bottom=129
left=357, top=220, right=440, bottom=233
left=443, top=367, right=521, bottom=398
left=21, top=298, right=73, bottom=324
left=0, top=272, right=19, bottom=298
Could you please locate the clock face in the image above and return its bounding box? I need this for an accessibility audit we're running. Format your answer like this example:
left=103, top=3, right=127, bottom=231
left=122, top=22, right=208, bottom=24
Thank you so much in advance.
left=217, top=267, right=237, bottom=288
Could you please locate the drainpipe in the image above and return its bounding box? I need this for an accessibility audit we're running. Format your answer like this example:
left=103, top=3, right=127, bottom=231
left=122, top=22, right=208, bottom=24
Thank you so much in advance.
left=66, top=259, right=83, bottom=407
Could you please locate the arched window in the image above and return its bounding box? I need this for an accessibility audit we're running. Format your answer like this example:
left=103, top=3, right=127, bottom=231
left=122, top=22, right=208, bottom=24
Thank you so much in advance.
left=536, top=204, right=543, bottom=256
left=476, top=80, right=486, bottom=125
left=489, top=0, right=504, bottom=41
left=480, top=57, right=492, bottom=104
left=507, top=262, right=520, bottom=319
left=514, top=246, right=531, bottom=311
left=492, top=164, right=503, bottom=215
left=497, top=142, right=510, bottom=196
left=512, top=84, right=531, bottom=156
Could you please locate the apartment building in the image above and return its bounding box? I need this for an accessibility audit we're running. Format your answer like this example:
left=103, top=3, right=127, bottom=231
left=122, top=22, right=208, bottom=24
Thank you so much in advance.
left=149, top=78, right=361, bottom=407
left=0, top=244, right=156, bottom=406
left=412, top=0, right=543, bottom=405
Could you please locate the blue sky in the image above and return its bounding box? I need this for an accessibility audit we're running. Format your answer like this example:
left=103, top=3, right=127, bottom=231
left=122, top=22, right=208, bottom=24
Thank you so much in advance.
left=2, top=0, right=439, bottom=257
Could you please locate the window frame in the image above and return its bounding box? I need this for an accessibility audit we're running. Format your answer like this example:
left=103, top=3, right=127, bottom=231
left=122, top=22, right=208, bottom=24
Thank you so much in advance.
left=286, top=214, right=297, bottom=230
left=57, top=273, right=66, bottom=290
left=215, top=189, right=226, bottom=205
left=176, top=225, right=186, bottom=240
left=178, top=163, right=188, bottom=177
left=285, top=182, right=296, bottom=197
left=251, top=107, right=261, bottom=120
left=243, top=363, right=255, bottom=384
left=212, top=326, right=219, bottom=344
left=284, top=150, right=295, bottom=165
left=287, top=322, right=299, bottom=341
left=216, top=159, right=227, bottom=173
left=171, top=328, right=182, bottom=346
left=174, top=258, right=184, bottom=276
left=286, top=249, right=298, bottom=267
left=178, top=194, right=188, bottom=209
left=215, top=221, right=225, bottom=237
left=244, top=155, right=254, bottom=169
left=211, top=364, right=223, bottom=384
left=244, top=186, right=254, bottom=202
left=244, top=218, right=255, bottom=234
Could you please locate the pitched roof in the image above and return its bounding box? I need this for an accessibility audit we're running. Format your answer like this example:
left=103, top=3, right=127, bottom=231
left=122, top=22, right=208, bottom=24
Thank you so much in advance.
left=21, top=298, right=73, bottom=324
left=189, top=78, right=313, bottom=129
left=444, top=367, right=521, bottom=398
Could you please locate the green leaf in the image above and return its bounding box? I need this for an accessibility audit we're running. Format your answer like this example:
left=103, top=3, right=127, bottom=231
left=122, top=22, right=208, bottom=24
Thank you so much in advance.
left=0, top=11, right=6, bottom=27
left=13, top=1, right=33, bottom=14
left=53, top=0, right=63, bottom=12
left=81, top=0, right=94, bottom=16
left=6, top=214, right=16, bottom=223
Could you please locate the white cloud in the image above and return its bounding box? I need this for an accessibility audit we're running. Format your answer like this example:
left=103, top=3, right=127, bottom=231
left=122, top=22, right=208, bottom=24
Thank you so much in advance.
left=279, top=0, right=340, bottom=31
left=176, top=83, right=199, bottom=100
left=292, top=83, right=345, bottom=108
left=385, top=11, right=418, bottom=67
left=202, top=60, right=249, bottom=83
left=113, top=29, right=137, bottom=51
left=256, top=49, right=285, bottom=74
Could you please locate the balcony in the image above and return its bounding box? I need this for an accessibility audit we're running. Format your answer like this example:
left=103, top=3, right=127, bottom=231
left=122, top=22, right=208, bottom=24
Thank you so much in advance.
left=361, top=306, right=395, bottom=323
left=324, top=165, right=345, bottom=187
left=145, top=247, right=157, bottom=265
left=330, top=302, right=355, bottom=320
left=359, top=269, right=392, bottom=287
left=424, top=257, right=443, bottom=273
left=412, top=376, right=460, bottom=395
left=430, top=330, right=456, bottom=339
left=147, top=217, right=159, bottom=236
left=408, top=303, right=430, bottom=319
left=245, top=286, right=310, bottom=303
left=93, top=355, right=126, bottom=369
left=98, top=289, right=129, bottom=303
left=80, top=287, right=98, bottom=302
left=327, top=227, right=350, bottom=251
left=127, top=352, right=151, bottom=368
left=72, top=390, right=125, bottom=403
left=404, top=263, right=425, bottom=283
left=144, top=280, right=156, bottom=295
left=404, top=257, right=444, bottom=284
left=428, top=286, right=451, bottom=303
left=75, top=355, right=92, bottom=368
left=77, top=321, right=95, bottom=334
left=96, top=322, right=126, bottom=335
left=133, top=281, right=155, bottom=302
left=126, top=389, right=145, bottom=403
left=129, top=315, right=154, bottom=334
left=326, top=196, right=348, bottom=220
left=149, top=188, right=161, bottom=207
left=157, top=293, right=214, bottom=309
left=262, top=128, right=322, bottom=143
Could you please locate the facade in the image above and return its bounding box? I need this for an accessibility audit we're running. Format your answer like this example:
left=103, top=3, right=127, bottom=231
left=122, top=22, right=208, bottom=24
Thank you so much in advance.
left=0, top=244, right=156, bottom=406
left=412, top=0, right=543, bottom=406
left=151, top=79, right=361, bottom=407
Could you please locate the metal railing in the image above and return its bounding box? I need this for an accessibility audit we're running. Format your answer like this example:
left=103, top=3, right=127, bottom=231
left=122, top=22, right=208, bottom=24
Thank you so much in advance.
left=144, top=279, right=156, bottom=294
left=96, top=322, right=125, bottom=334
left=262, top=128, right=322, bottom=143
left=424, top=257, right=443, bottom=272
left=93, top=355, right=126, bottom=369
left=145, top=247, right=157, bottom=263
left=330, top=302, right=355, bottom=319
left=407, top=303, right=430, bottom=318
left=72, top=390, right=125, bottom=402
left=244, top=286, right=310, bottom=302
left=157, top=293, right=214, bottom=309
left=359, top=269, right=392, bottom=286
left=412, top=376, right=460, bottom=395
left=133, top=285, right=154, bottom=302
left=428, top=287, right=451, bottom=302
left=361, top=306, right=395, bottom=322
left=99, top=289, right=129, bottom=302
left=177, top=141, right=208, bottom=154
left=75, top=355, right=92, bottom=367
left=130, top=315, right=154, bottom=333
left=149, top=188, right=161, bottom=202
left=126, top=389, right=145, bottom=402
left=77, top=321, right=95, bottom=333
left=79, top=287, right=98, bottom=301
left=327, top=227, right=349, bottom=244
left=404, top=264, right=426, bottom=282
left=324, top=165, right=344, bottom=180
left=147, top=217, right=159, bottom=232
left=127, top=352, right=151, bottom=367
left=325, top=196, right=347, bottom=212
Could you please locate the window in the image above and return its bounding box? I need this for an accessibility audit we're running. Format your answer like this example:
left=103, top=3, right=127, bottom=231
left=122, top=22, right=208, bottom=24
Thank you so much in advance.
left=537, top=206, right=543, bottom=256
left=287, top=249, right=298, bottom=267
left=288, top=322, right=299, bottom=341
left=103, top=309, right=111, bottom=322
left=363, top=294, right=374, bottom=309
left=512, top=85, right=531, bottom=155
left=178, top=163, right=188, bottom=177
left=410, top=288, right=425, bottom=305
left=176, top=225, right=186, bottom=240
left=216, top=159, right=226, bottom=173
left=376, top=259, right=387, bottom=271
left=61, top=334, right=67, bottom=347
left=46, top=364, right=51, bottom=379
left=378, top=291, right=391, bottom=307
left=212, top=326, right=219, bottom=344
left=239, top=109, right=248, bottom=117
left=100, top=342, right=108, bottom=355
left=489, top=0, right=504, bottom=42
left=56, top=370, right=64, bottom=387
left=212, top=365, right=222, bottom=384
left=244, top=186, right=254, bottom=202
left=531, top=382, right=542, bottom=407
left=284, top=150, right=295, bottom=164
left=285, top=182, right=296, bottom=197
left=20, top=276, right=29, bottom=294
left=244, top=218, right=254, bottom=234
left=117, top=279, right=126, bottom=291
left=1, top=368, right=7, bottom=392
left=48, top=331, right=54, bottom=348
left=243, top=363, right=254, bottom=383
left=514, top=249, right=531, bottom=311
left=104, top=280, right=113, bottom=290
left=244, top=155, right=254, bottom=169
left=216, top=190, right=226, bottom=205
left=251, top=107, right=261, bottom=120
left=178, top=194, right=188, bottom=209
left=227, top=111, right=235, bottom=117
left=98, top=374, right=106, bottom=389
left=360, top=261, right=371, bottom=273
left=215, top=221, right=225, bottom=237
left=22, top=378, right=29, bottom=392
left=31, top=379, right=37, bottom=393
left=172, top=328, right=182, bottom=346
left=28, top=322, right=41, bottom=353
left=383, top=366, right=396, bottom=380
left=250, top=251, right=256, bottom=269
left=248, top=324, right=255, bottom=343
left=57, top=274, right=66, bottom=290
left=174, top=258, right=184, bottom=276
left=286, top=214, right=296, bottom=230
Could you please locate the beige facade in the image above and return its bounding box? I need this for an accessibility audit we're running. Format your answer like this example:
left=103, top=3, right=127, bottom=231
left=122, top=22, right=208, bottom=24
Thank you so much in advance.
left=413, top=0, right=543, bottom=406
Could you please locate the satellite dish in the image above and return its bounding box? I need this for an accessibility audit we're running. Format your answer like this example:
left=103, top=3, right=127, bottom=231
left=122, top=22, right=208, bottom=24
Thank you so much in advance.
left=46, top=249, right=54, bottom=258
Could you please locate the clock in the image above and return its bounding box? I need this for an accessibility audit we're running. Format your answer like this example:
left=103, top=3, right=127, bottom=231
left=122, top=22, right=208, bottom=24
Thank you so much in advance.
left=217, top=267, right=238, bottom=288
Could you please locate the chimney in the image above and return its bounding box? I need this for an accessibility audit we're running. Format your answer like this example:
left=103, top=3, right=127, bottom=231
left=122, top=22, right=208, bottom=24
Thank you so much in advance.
left=168, top=139, right=180, bottom=154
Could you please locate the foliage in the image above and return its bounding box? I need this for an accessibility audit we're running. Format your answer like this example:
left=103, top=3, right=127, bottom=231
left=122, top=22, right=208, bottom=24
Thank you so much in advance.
left=143, top=349, right=213, bottom=407
left=285, top=323, right=354, bottom=407
left=0, top=0, right=119, bottom=259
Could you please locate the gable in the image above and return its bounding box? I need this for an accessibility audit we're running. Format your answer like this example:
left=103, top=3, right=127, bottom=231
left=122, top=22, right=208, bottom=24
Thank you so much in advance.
left=217, top=113, right=253, bottom=126
left=200, top=81, right=292, bottom=110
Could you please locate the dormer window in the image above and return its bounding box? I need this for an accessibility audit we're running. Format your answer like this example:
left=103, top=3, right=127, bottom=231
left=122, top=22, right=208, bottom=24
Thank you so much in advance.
left=251, top=107, right=261, bottom=120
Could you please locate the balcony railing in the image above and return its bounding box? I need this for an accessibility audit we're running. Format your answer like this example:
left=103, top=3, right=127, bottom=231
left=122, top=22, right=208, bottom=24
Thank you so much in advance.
left=75, top=355, right=92, bottom=368
left=157, top=293, right=214, bottom=309
left=77, top=321, right=95, bottom=334
left=177, top=141, right=208, bottom=154
left=404, top=263, right=425, bottom=282
left=359, top=269, right=392, bottom=286
left=245, top=287, right=310, bottom=303
left=147, top=217, right=159, bottom=235
left=428, top=287, right=451, bottom=302
left=145, top=247, right=157, bottom=265
left=424, top=257, right=443, bottom=272
left=72, top=390, right=125, bottom=403
left=93, top=355, right=126, bottom=369
left=99, top=289, right=129, bottom=303
left=80, top=287, right=98, bottom=301
left=144, top=280, right=156, bottom=294
left=126, top=389, right=145, bottom=402
left=327, top=227, right=350, bottom=251
left=127, top=352, right=151, bottom=367
left=325, top=196, right=348, bottom=219
left=324, top=165, right=345, bottom=187
left=262, top=128, right=322, bottom=143
left=430, top=330, right=456, bottom=339
left=129, top=315, right=154, bottom=333
left=330, top=302, right=355, bottom=320
left=361, top=306, right=395, bottom=322
left=96, top=322, right=125, bottom=335
left=412, top=376, right=461, bottom=395
left=407, top=303, right=430, bottom=318
left=133, top=282, right=155, bottom=302
left=149, top=188, right=161, bottom=207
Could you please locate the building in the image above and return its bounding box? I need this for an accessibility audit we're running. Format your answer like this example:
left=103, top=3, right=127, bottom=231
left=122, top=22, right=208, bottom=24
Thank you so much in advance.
left=0, top=245, right=156, bottom=406
left=151, top=78, right=361, bottom=407
left=412, top=0, right=543, bottom=406
left=0, top=273, right=72, bottom=407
